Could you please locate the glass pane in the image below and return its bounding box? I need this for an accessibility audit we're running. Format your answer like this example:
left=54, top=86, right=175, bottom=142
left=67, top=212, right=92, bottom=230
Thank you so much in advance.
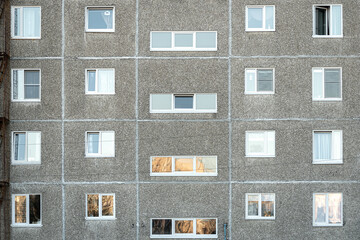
left=24, top=85, right=40, bottom=99
left=196, top=156, right=216, bottom=173
left=14, top=133, right=26, bottom=161
left=247, top=195, right=259, bottom=216
left=316, top=7, right=328, bottom=35
left=102, top=195, right=114, bottom=216
left=27, top=132, right=41, bottom=162
left=152, top=157, right=172, bottom=173
left=87, top=71, right=96, bottom=92
left=151, top=94, right=172, bottom=110
left=313, top=70, right=323, bottom=99
left=101, top=132, right=115, bottom=156
left=152, top=219, right=172, bottom=235
left=324, top=69, right=340, bottom=83
left=174, top=96, right=193, bottom=109
left=88, top=133, right=100, bottom=154
left=175, top=220, right=193, bottom=234
left=151, top=32, right=172, bottom=48
left=98, top=69, right=115, bottom=93
left=248, top=8, right=263, bottom=29
left=331, top=5, right=342, bottom=35
left=13, top=70, right=24, bottom=100
left=23, top=7, right=41, bottom=37
left=314, top=194, right=326, bottom=223
left=14, top=195, right=26, bottom=223
left=87, top=194, right=99, bottom=217
left=332, top=131, right=342, bottom=161
left=196, top=32, right=216, bottom=48
left=13, top=70, right=19, bottom=99
left=14, top=8, right=20, bottom=36
left=261, top=194, right=275, bottom=217
left=248, top=132, right=265, bottom=154
left=29, top=195, right=41, bottom=224
left=328, top=194, right=342, bottom=224
left=267, top=131, right=275, bottom=156
left=174, top=33, right=193, bottom=47
left=196, top=219, right=216, bottom=235
left=24, top=71, right=39, bottom=84
left=314, top=132, right=331, bottom=160
left=88, top=9, right=113, bottom=30
left=175, top=158, right=193, bottom=172
left=196, top=94, right=216, bottom=110
left=245, top=70, right=256, bottom=92
left=265, top=6, right=274, bottom=30
left=324, top=69, right=340, bottom=98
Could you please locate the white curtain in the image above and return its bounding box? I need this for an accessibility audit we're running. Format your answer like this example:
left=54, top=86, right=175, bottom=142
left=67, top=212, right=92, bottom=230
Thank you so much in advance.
left=314, top=194, right=326, bottom=223
left=23, top=7, right=40, bottom=37
left=331, top=5, right=342, bottom=36
left=331, top=131, right=342, bottom=161
left=88, top=133, right=99, bottom=154
left=14, top=133, right=26, bottom=161
left=265, top=6, right=274, bottom=29
left=98, top=69, right=115, bottom=93
left=27, top=132, right=41, bottom=162
left=101, top=132, right=115, bottom=156
left=314, top=132, right=331, bottom=160
left=245, top=70, right=256, bottom=92
left=328, top=194, right=342, bottom=224
left=312, top=69, right=323, bottom=99
left=101, top=10, right=113, bottom=29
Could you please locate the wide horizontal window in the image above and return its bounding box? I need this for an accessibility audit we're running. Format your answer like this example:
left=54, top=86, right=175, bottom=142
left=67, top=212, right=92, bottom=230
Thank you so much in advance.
left=150, top=93, right=217, bottom=113
left=246, top=6, right=275, bottom=31
left=12, top=69, right=41, bottom=102
left=151, top=156, right=217, bottom=176
left=246, top=131, right=275, bottom=157
left=86, top=7, right=115, bottom=32
left=12, top=194, right=41, bottom=227
left=245, top=69, right=274, bottom=94
left=150, top=31, right=217, bottom=51
left=11, top=6, right=41, bottom=39
left=12, top=131, right=41, bottom=164
left=313, top=130, right=342, bottom=164
left=246, top=193, right=275, bottom=220
left=312, top=68, right=342, bottom=101
left=86, top=69, right=115, bottom=94
left=313, top=5, right=342, bottom=37
left=86, top=131, right=115, bottom=157
left=313, top=193, right=342, bottom=226
left=86, top=194, right=115, bottom=220
left=151, top=218, right=217, bottom=238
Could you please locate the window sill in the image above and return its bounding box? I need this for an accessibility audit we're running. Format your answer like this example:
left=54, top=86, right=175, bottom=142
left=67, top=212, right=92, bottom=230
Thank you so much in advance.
left=245, top=29, right=275, bottom=32
left=85, top=155, right=115, bottom=158
left=85, top=93, right=116, bottom=95
left=12, top=162, right=41, bottom=165
left=85, top=217, right=117, bottom=221
left=312, top=35, right=343, bottom=39
left=85, top=30, right=115, bottom=33
left=150, top=49, right=217, bottom=52
left=150, top=110, right=217, bottom=114
left=245, top=92, right=275, bottom=95
left=12, top=100, right=41, bottom=103
left=11, top=37, right=41, bottom=40
left=245, top=217, right=275, bottom=220
left=313, top=223, right=343, bottom=227
left=245, top=155, right=275, bottom=158
left=150, top=173, right=218, bottom=177
left=150, top=235, right=218, bottom=239
left=312, top=99, right=342, bottom=102
left=11, top=224, right=42, bottom=228
left=312, top=160, right=343, bottom=165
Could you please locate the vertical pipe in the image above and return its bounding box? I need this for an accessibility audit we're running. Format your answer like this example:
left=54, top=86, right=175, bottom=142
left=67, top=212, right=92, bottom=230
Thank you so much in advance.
left=224, top=223, right=227, bottom=240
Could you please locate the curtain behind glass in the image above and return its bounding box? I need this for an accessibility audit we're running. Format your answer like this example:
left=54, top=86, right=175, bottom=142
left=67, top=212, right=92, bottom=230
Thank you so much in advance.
left=27, top=132, right=41, bottom=162
left=245, top=70, right=256, bottom=92
left=331, top=6, right=342, bottom=35
left=314, top=194, right=326, bottom=223
left=88, top=133, right=99, bottom=154
left=98, top=69, right=115, bottom=93
left=23, top=7, right=40, bottom=37
left=265, top=6, right=274, bottom=30
left=24, top=70, right=40, bottom=99
left=248, top=8, right=263, bottom=28
left=14, top=133, right=26, bottom=161
left=314, top=132, right=331, bottom=160
left=313, top=70, right=323, bottom=99
left=328, top=194, right=342, bottom=224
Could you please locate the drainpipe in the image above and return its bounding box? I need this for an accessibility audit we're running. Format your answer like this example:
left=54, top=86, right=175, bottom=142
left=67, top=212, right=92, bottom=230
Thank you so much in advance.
left=224, top=223, right=227, bottom=240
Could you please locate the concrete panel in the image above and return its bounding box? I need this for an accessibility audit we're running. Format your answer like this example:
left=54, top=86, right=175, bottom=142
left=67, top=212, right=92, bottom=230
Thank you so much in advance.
left=64, top=121, right=136, bottom=182
left=64, top=59, right=136, bottom=120
left=139, top=59, right=228, bottom=120
left=64, top=0, right=136, bottom=57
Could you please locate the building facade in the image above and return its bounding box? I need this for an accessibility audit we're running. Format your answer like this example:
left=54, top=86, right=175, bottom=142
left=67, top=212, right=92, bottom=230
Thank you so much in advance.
left=0, top=0, right=360, bottom=239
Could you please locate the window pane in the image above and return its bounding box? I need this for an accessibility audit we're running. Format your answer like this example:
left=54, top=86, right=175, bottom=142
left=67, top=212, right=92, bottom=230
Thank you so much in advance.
left=102, top=195, right=114, bottom=216
left=314, top=132, right=331, bottom=160
left=151, top=32, right=172, bottom=48
left=247, top=195, right=259, bottom=216
left=13, top=70, right=19, bottom=99
left=23, top=7, right=40, bottom=37
left=175, top=220, right=193, bottom=234
left=175, top=158, right=193, bottom=172
left=152, top=219, right=172, bottom=235
left=265, top=6, right=274, bottom=30
left=87, top=194, right=99, bottom=217
left=87, top=71, right=96, bottom=92
left=313, top=70, right=323, bottom=99
left=196, top=157, right=216, bottom=173
left=151, top=94, right=172, bottom=110
left=24, top=71, right=40, bottom=84
left=196, top=32, right=216, bottom=48
left=14, top=195, right=26, bottom=223
left=196, top=219, right=216, bottom=235
left=98, top=69, right=115, bottom=93
left=315, top=7, right=328, bottom=35
left=88, top=9, right=113, bottom=30
left=101, top=132, right=115, bottom=156
left=257, top=70, right=273, bottom=92
left=24, top=85, right=40, bottom=99
left=196, top=94, right=216, bottom=110
left=29, top=195, right=41, bottom=224
left=261, top=194, right=275, bottom=217
left=248, top=132, right=265, bottom=154
left=14, top=8, right=20, bottom=36
left=174, top=33, right=193, bottom=47
left=88, top=133, right=100, bottom=154
left=245, top=70, right=256, bottom=92
left=174, top=96, right=193, bottom=109
left=27, top=132, right=41, bottom=162
left=332, top=131, right=342, bottom=161
left=328, top=194, right=342, bottom=224
left=267, top=131, right=275, bottom=156
left=331, top=5, right=342, bottom=35
left=248, top=8, right=263, bottom=29
left=324, top=69, right=340, bottom=98
left=13, top=70, right=24, bottom=100
left=314, top=194, right=326, bottom=223
left=14, top=133, right=26, bottom=161
left=152, top=157, right=172, bottom=173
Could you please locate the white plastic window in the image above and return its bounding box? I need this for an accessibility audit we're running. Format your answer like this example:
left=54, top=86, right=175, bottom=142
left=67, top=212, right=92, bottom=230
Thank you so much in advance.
left=86, top=131, right=115, bottom=157
left=246, top=193, right=275, bottom=220
left=12, top=132, right=41, bottom=164
left=246, top=131, right=275, bottom=157
left=245, top=69, right=274, bottom=94
left=313, top=193, right=343, bottom=226
left=313, top=130, right=342, bottom=164
left=12, top=194, right=41, bottom=227
left=86, top=194, right=115, bottom=220
left=86, top=69, right=115, bottom=94
left=246, top=6, right=275, bottom=31
left=86, top=7, right=115, bottom=32
left=313, top=5, right=342, bottom=37
left=12, top=69, right=41, bottom=102
left=312, top=68, right=342, bottom=101
left=11, top=6, right=41, bottom=39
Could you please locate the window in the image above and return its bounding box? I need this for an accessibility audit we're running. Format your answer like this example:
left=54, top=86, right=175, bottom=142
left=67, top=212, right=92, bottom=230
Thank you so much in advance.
left=151, top=156, right=217, bottom=176
left=150, top=31, right=217, bottom=51
left=12, top=69, right=41, bottom=102
left=313, top=130, right=342, bottom=164
left=246, top=6, right=275, bottom=31
left=12, top=132, right=41, bottom=164
left=150, top=94, right=217, bottom=113
left=313, top=5, right=342, bottom=37
left=86, top=194, right=115, bottom=220
left=313, top=193, right=342, bottom=226
left=245, top=69, right=274, bottom=94
left=12, top=194, right=41, bottom=227
left=86, top=131, right=115, bottom=157
left=86, top=7, right=115, bottom=32
left=11, top=6, right=41, bottom=39
left=312, top=68, right=341, bottom=101
left=245, top=131, right=275, bottom=157
left=245, top=193, right=275, bottom=220
left=85, top=69, right=115, bottom=94
left=151, top=218, right=217, bottom=238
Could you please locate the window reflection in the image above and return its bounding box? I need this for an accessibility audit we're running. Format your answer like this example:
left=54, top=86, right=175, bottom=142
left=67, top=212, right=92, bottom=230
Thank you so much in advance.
left=87, top=194, right=99, bottom=217
left=175, top=158, right=193, bottom=172
left=196, top=219, right=216, bottom=235
left=314, top=194, right=326, bottom=223
left=29, top=195, right=41, bottom=224
left=152, top=219, right=172, bottom=235
left=152, top=157, right=172, bottom=173
left=261, top=194, right=274, bottom=217
left=196, top=157, right=216, bottom=173
left=15, top=195, right=26, bottom=223
left=175, top=220, right=193, bottom=234
left=102, top=195, right=113, bottom=216
left=247, top=195, right=259, bottom=216
left=328, top=194, right=342, bottom=224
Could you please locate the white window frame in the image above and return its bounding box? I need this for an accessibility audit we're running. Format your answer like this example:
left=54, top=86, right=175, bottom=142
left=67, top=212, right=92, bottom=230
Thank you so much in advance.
left=313, top=193, right=343, bottom=226
left=11, top=131, right=41, bottom=165
left=312, top=4, right=343, bottom=38
left=312, top=67, right=342, bottom=101
left=150, top=156, right=218, bottom=176
left=11, top=69, right=41, bottom=102
left=245, top=131, right=276, bottom=157
left=85, top=193, right=116, bottom=220
left=11, top=194, right=42, bottom=227
left=85, top=68, right=115, bottom=95
left=85, top=6, right=115, bottom=32
left=245, top=5, right=275, bottom=32
left=150, top=31, right=217, bottom=51
left=85, top=131, right=115, bottom=158
left=11, top=6, right=41, bottom=39
left=245, top=193, right=276, bottom=220
left=150, top=218, right=218, bottom=239
left=312, top=130, right=343, bottom=164
left=245, top=68, right=275, bottom=94
left=150, top=93, right=217, bottom=113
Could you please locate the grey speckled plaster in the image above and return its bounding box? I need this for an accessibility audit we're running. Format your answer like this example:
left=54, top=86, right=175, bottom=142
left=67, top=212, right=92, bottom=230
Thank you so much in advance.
left=64, top=59, right=136, bottom=120
left=64, top=121, right=136, bottom=182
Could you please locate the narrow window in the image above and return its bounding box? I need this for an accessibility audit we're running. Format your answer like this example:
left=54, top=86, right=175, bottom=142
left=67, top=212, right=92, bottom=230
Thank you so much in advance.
left=12, top=132, right=41, bottom=164
left=313, top=5, right=342, bottom=37
left=11, top=7, right=41, bottom=38
left=246, top=193, right=275, bottom=220
left=86, top=69, right=115, bottom=94
left=12, top=69, right=41, bottom=101
left=12, top=194, right=41, bottom=227
left=86, top=131, right=115, bottom=157
left=245, top=69, right=274, bottom=94
left=246, top=131, right=275, bottom=157
left=86, top=7, right=115, bottom=32
left=313, top=130, right=342, bottom=164
left=312, top=68, right=341, bottom=100
left=174, top=95, right=194, bottom=110
left=86, top=194, right=115, bottom=219
left=246, top=6, right=275, bottom=31
left=313, top=193, right=342, bottom=226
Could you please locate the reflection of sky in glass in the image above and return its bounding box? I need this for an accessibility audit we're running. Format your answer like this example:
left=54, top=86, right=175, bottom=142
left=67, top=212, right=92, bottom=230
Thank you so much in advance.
left=175, top=220, right=193, bottom=233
